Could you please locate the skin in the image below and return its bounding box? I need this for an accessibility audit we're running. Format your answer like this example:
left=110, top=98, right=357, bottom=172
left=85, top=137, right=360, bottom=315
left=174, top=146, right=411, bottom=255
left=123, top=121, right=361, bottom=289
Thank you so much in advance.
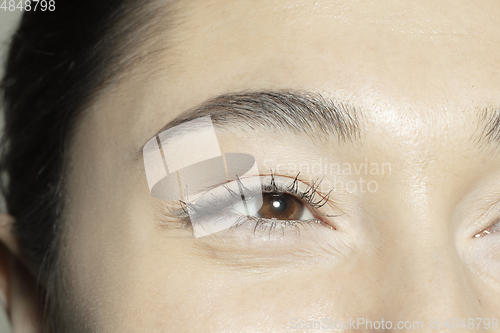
left=2, top=0, right=500, bottom=331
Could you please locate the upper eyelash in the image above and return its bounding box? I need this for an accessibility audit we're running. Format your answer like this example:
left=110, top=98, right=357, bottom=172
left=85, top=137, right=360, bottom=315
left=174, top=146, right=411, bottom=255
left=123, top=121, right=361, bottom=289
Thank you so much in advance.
left=474, top=211, right=500, bottom=238
left=177, top=170, right=331, bottom=222
left=261, top=171, right=332, bottom=209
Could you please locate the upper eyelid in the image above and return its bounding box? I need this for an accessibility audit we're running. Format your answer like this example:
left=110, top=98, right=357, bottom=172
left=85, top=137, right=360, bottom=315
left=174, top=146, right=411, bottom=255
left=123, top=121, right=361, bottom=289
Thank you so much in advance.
left=258, top=173, right=333, bottom=209
left=469, top=202, right=500, bottom=238
left=184, top=172, right=325, bottom=199
left=184, top=174, right=329, bottom=216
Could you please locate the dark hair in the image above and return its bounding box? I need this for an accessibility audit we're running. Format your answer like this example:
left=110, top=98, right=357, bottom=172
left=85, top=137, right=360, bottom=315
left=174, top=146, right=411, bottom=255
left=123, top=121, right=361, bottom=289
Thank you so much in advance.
left=0, top=1, right=173, bottom=331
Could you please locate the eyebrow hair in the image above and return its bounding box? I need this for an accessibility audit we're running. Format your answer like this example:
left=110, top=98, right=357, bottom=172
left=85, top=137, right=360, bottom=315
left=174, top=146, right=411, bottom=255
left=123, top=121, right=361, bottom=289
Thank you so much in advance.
left=145, top=90, right=361, bottom=151
left=478, top=108, right=500, bottom=146
left=140, top=90, right=500, bottom=160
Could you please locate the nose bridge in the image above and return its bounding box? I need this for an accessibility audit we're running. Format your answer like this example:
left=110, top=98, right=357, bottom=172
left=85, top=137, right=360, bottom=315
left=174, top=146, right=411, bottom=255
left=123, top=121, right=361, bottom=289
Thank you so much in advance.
left=379, top=199, right=480, bottom=331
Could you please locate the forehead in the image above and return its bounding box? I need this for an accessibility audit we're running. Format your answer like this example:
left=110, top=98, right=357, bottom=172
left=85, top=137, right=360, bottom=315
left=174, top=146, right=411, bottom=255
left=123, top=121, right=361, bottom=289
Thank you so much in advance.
left=164, top=0, right=500, bottom=100
left=85, top=0, right=500, bottom=159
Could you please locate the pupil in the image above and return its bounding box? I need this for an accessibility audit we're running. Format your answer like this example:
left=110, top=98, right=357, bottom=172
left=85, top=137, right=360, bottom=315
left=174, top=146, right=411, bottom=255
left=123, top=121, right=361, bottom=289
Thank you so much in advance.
left=271, top=196, right=287, bottom=212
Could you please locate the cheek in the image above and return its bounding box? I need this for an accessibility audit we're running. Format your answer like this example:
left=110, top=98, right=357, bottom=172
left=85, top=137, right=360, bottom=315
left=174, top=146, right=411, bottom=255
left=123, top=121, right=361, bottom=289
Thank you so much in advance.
left=462, top=235, right=500, bottom=291
left=63, top=194, right=383, bottom=331
left=66, top=228, right=389, bottom=331
left=96, top=253, right=384, bottom=331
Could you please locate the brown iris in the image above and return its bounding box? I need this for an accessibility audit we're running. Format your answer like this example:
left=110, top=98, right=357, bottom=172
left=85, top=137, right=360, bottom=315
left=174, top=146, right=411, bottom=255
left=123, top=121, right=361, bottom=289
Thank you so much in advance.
left=257, top=193, right=304, bottom=220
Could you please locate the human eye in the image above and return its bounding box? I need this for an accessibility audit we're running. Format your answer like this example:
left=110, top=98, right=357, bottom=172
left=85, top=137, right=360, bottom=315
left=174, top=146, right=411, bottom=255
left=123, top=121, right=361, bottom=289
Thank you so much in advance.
left=462, top=206, right=500, bottom=290
left=474, top=218, right=500, bottom=238
left=177, top=172, right=336, bottom=239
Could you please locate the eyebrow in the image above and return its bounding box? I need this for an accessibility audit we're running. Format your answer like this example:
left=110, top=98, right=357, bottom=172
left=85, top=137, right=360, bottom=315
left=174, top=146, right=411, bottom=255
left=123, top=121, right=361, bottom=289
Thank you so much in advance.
left=478, top=108, right=500, bottom=147
left=139, top=90, right=500, bottom=161
left=143, top=90, right=361, bottom=152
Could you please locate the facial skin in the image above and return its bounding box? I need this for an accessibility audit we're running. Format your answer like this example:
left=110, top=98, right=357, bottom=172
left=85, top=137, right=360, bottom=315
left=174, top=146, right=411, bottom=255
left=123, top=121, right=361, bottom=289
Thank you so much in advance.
left=4, top=0, right=500, bottom=331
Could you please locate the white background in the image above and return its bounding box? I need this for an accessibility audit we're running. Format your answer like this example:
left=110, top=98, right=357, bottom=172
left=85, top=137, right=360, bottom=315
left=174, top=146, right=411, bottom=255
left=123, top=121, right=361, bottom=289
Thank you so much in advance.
left=1, top=7, right=23, bottom=333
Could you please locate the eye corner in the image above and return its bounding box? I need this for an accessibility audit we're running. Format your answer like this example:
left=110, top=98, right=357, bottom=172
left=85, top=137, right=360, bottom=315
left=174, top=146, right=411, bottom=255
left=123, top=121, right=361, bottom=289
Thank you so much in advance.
left=473, top=218, right=500, bottom=239
left=473, top=230, right=490, bottom=238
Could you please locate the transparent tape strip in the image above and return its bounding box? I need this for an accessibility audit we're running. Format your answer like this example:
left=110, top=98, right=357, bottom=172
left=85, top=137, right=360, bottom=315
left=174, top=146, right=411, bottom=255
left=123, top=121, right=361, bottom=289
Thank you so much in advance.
left=143, top=116, right=262, bottom=237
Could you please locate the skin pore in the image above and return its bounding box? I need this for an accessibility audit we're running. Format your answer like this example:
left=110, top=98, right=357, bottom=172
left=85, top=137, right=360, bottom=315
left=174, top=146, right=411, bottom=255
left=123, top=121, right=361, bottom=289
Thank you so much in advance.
left=4, top=0, right=500, bottom=331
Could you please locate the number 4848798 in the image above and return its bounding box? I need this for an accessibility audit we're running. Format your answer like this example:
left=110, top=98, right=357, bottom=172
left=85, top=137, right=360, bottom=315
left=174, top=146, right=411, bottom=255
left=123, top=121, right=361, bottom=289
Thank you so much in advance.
left=1, top=0, right=55, bottom=11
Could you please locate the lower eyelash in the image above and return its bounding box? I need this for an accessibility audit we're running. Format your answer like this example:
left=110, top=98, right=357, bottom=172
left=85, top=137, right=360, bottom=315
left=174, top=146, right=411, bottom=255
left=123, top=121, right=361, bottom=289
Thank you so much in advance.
left=229, top=215, right=331, bottom=238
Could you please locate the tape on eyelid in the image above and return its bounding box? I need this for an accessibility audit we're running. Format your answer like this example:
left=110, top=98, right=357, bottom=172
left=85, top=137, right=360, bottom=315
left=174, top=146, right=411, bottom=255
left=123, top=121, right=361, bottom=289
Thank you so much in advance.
left=143, top=117, right=262, bottom=237
left=143, top=117, right=262, bottom=229
left=147, top=152, right=260, bottom=201
left=189, top=173, right=263, bottom=238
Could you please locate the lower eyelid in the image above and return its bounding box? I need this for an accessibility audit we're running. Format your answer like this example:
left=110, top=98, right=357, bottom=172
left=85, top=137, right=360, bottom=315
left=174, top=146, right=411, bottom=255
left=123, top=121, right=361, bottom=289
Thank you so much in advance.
left=228, top=215, right=333, bottom=239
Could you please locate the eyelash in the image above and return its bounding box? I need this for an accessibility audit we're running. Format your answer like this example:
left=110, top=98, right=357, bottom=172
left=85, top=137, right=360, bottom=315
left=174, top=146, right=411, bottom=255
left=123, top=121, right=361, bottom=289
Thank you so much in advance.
left=171, top=172, right=335, bottom=237
left=474, top=215, right=500, bottom=238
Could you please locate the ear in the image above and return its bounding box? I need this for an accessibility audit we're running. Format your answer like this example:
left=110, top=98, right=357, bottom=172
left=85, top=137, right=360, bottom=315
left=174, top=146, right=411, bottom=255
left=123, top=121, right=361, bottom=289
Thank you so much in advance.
left=0, top=213, right=42, bottom=333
